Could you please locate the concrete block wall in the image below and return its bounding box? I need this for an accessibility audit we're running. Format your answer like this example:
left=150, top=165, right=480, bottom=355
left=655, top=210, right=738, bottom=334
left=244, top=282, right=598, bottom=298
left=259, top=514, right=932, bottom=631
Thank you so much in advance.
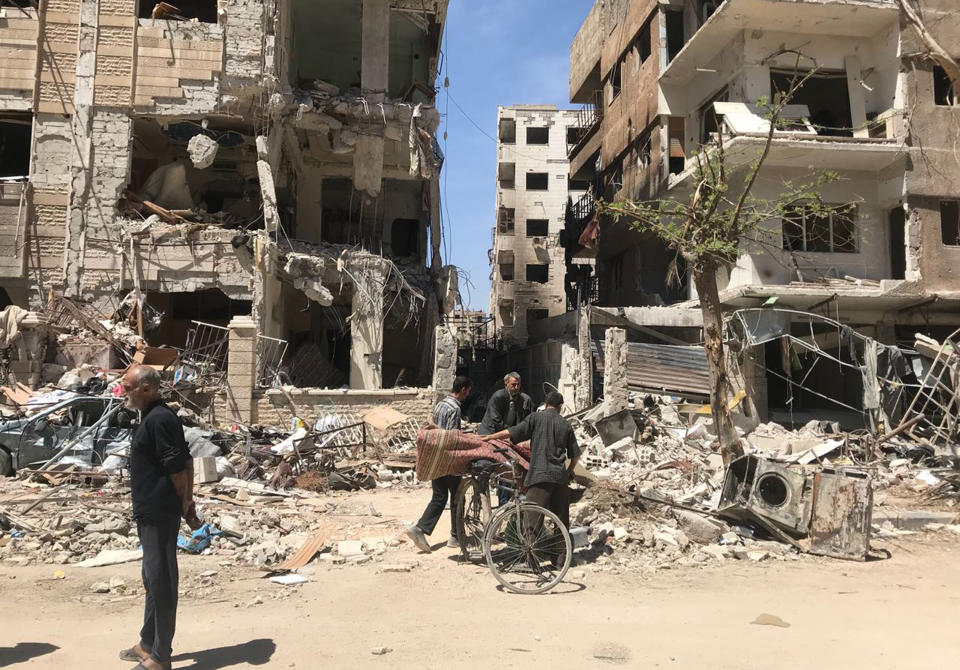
left=38, top=4, right=80, bottom=115
left=211, top=388, right=436, bottom=428
left=222, top=0, right=266, bottom=95
left=492, top=105, right=586, bottom=347
left=0, top=6, right=39, bottom=111
left=134, top=20, right=223, bottom=112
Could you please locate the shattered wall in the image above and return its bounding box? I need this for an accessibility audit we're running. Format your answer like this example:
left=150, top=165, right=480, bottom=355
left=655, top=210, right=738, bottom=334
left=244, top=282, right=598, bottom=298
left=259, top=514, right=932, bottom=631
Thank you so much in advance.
left=0, top=0, right=453, bottom=401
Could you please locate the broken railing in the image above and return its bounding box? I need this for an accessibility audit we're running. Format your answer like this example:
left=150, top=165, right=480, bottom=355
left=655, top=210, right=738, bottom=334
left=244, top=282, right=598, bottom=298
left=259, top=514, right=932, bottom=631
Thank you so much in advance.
left=178, top=321, right=229, bottom=389
left=896, top=327, right=960, bottom=458
left=256, top=334, right=288, bottom=389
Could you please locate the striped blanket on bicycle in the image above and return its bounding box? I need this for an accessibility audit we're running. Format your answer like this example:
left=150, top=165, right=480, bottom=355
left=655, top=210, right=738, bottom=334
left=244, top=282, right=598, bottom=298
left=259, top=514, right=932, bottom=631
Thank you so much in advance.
left=415, top=427, right=531, bottom=481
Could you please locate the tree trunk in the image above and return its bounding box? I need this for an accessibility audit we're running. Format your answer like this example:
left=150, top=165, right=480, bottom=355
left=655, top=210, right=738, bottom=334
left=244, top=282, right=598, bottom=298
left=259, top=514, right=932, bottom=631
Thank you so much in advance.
left=693, top=265, right=744, bottom=467
left=898, top=0, right=960, bottom=102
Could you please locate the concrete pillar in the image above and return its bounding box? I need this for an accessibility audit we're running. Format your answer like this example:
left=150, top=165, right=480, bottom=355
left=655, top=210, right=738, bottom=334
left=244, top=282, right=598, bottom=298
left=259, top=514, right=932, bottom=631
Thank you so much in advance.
left=576, top=306, right=592, bottom=410
left=349, top=261, right=385, bottom=389
left=433, top=325, right=456, bottom=402
left=63, top=0, right=99, bottom=297
left=741, top=345, right=769, bottom=422
left=354, top=0, right=389, bottom=196
left=603, top=327, right=628, bottom=413
left=226, top=315, right=258, bottom=424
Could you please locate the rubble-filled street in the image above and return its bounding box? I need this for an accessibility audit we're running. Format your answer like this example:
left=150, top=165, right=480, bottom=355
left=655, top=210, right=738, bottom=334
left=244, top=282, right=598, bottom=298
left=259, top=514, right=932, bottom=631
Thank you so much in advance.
left=3, top=485, right=960, bottom=669
left=2, top=0, right=960, bottom=668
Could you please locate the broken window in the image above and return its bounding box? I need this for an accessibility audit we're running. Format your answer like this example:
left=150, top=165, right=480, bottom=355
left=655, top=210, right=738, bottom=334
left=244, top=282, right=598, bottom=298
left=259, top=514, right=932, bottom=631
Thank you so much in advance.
left=499, top=162, right=516, bottom=189
left=526, top=308, right=549, bottom=322
left=499, top=261, right=514, bottom=281
left=499, top=299, right=514, bottom=326
left=608, top=59, right=622, bottom=102
left=568, top=177, right=589, bottom=192
left=668, top=117, right=685, bottom=175
left=526, top=127, right=549, bottom=145
left=499, top=118, right=516, bottom=144
left=782, top=205, right=858, bottom=253
left=566, top=126, right=584, bottom=146
left=940, top=201, right=960, bottom=246
left=526, top=219, right=549, bottom=237
left=498, top=207, right=515, bottom=235
left=933, top=66, right=956, bottom=106
left=771, top=71, right=852, bottom=137
left=526, top=172, right=548, bottom=190
left=391, top=219, right=419, bottom=257
left=636, top=23, right=651, bottom=65
left=700, top=86, right=729, bottom=145
left=665, top=10, right=685, bottom=64
left=607, top=159, right=622, bottom=193
left=290, top=0, right=361, bottom=89
left=138, top=1, right=218, bottom=22
left=0, top=113, right=31, bottom=178
left=636, top=130, right=652, bottom=171
left=525, top=264, right=549, bottom=283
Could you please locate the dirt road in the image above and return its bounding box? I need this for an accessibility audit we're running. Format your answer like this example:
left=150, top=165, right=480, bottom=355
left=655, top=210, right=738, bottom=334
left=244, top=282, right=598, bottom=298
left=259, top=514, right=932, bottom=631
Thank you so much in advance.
left=2, top=487, right=958, bottom=669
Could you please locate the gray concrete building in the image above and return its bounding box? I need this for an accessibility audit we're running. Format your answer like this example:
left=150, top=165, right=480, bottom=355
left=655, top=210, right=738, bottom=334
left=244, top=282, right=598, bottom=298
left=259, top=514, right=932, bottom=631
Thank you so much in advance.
left=0, top=0, right=456, bottom=417
left=556, top=0, right=960, bottom=423
left=490, top=104, right=588, bottom=348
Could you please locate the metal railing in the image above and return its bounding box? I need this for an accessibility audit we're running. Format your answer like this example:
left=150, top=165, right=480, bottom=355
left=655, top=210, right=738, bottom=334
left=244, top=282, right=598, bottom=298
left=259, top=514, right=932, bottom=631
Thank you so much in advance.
left=256, top=334, right=288, bottom=389
left=567, top=90, right=604, bottom=155
left=180, top=321, right=230, bottom=389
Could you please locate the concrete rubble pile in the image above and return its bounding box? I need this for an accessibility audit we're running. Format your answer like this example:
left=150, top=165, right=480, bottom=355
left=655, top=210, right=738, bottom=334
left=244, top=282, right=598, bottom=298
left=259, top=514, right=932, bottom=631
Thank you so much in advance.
left=562, top=387, right=960, bottom=572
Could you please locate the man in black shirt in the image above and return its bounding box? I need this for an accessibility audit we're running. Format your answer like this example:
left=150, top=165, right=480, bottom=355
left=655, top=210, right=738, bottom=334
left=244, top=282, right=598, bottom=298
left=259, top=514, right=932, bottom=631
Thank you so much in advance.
left=119, top=365, right=200, bottom=670
left=477, top=372, right=534, bottom=437
left=481, top=391, right=580, bottom=528
left=478, top=372, right=534, bottom=505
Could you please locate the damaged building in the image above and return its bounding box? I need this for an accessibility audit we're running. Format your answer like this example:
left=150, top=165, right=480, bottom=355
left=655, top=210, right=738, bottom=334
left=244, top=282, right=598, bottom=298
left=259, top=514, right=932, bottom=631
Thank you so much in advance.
left=489, top=105, right=589, bottom=348
left=0, top=0, right=455, bottom=422
left=538, top=0, right=960, bottom=423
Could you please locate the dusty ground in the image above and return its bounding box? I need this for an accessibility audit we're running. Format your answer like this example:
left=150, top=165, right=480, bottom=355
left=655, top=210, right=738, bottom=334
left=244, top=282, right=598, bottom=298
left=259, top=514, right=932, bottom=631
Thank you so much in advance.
left=2, top=486, right=959, bottom=670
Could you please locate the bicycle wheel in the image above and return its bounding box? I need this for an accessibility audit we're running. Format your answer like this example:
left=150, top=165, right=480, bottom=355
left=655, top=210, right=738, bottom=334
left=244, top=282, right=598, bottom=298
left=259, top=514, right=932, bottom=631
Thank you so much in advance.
left=454, top=476, right=491, bottom=562
left=482, top=502, right=572, bottom=594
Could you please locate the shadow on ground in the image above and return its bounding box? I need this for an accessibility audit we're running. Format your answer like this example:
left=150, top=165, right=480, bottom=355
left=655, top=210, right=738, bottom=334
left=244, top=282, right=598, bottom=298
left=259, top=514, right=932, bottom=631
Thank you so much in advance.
left=172, top=639, right=276, bottom=669
left=0, top=642, right=59, bottom=667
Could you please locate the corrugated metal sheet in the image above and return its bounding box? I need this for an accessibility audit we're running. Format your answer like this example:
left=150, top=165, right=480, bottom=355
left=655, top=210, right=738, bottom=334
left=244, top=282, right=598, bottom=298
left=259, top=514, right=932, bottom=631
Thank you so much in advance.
left=594, top=340, right=711, bottom=398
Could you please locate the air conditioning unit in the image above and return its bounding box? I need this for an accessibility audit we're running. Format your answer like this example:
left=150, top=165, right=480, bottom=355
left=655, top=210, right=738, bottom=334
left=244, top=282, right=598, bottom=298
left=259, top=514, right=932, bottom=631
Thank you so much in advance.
left=703, top=2, right=719, bottom=22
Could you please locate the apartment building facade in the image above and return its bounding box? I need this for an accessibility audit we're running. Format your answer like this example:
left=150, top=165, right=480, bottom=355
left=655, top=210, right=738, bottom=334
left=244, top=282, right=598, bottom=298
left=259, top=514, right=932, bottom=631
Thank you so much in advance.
left=0, top=0, right=454, bottom=402
left=564, top=0, right=960, bottom=422
left=490, top=104, right=588, bottom=348
left=566, top=0, right=960, bottom=323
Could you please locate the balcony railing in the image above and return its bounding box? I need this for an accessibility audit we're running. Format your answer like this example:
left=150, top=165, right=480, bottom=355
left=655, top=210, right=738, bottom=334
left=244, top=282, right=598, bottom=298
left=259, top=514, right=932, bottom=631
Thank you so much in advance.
left=567, top=90, right=604, bottom=156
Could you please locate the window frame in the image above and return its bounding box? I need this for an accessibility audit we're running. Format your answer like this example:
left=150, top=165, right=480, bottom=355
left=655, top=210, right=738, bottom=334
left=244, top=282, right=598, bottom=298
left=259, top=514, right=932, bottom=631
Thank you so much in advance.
left=525, top=219, right=549, bottom=237
left=525, top=263, right=549, bottom=284
left=940, top=200, right=960, bottom=246
left=525, top=172, right=549, bottom=191
left=782, top=204, right=859, bottom=254
left=525, top=126, right=550, bottom=145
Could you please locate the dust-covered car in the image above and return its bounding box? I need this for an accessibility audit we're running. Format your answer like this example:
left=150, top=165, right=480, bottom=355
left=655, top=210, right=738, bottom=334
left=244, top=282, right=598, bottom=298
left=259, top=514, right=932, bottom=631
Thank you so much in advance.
left=0, top=395, right=137, bottom=475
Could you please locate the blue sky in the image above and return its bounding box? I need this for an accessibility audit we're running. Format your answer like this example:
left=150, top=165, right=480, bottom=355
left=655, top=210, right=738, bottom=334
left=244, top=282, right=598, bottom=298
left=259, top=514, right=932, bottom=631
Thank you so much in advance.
left=438, top=0, right=593, bottom=310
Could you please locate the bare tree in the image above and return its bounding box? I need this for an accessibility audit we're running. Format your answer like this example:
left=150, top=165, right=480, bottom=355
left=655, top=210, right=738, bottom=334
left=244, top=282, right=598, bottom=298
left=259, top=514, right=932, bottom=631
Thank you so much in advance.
left=598, top=54, right=847, bottom=466
left=897, top=0, right=960, bottom=103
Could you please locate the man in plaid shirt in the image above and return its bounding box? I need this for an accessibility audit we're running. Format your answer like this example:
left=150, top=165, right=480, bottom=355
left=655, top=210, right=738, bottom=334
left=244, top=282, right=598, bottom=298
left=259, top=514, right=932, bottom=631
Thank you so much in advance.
left=406, top=375, right=472, bottom=552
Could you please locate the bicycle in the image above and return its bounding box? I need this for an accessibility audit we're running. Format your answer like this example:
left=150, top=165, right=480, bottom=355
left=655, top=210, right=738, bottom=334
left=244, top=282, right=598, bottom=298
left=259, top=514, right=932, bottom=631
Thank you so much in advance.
left=476, top=447, right=572, bottom=594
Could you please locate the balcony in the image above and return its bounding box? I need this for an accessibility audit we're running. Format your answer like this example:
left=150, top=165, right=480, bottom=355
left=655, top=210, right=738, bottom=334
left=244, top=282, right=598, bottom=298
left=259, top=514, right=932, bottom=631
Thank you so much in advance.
left=668, top=102, right=905, bottom=192
left=562, top=191, right=598, bottom=259
left=567, top=90, right=603, bottom=158
left=661, top=0, right=898, bottom=86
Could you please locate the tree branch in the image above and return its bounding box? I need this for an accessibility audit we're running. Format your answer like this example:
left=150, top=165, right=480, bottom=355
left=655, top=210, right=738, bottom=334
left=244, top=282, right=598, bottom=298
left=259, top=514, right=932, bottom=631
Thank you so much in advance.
left=898, top=0, right=960, bottom=103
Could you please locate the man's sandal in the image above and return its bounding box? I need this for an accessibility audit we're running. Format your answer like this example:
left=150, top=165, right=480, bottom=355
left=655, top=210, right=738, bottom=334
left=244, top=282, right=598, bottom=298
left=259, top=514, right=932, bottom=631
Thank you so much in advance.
left=119, top=644, right=150, bottom=662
